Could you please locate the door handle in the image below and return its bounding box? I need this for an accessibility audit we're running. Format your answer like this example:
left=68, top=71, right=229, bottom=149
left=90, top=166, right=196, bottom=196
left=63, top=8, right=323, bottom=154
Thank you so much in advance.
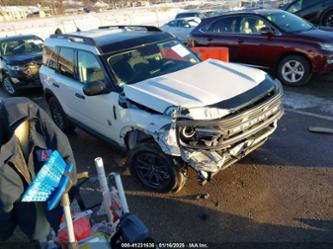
left=52, top=83, right=60, bottom=88
left=207, top=37, right=213, bottom=42
left=238, top=38, right=244, bottom=44
left=113, top=105, right=117, bottom=120
left=75, top=93, right=85, bottom=99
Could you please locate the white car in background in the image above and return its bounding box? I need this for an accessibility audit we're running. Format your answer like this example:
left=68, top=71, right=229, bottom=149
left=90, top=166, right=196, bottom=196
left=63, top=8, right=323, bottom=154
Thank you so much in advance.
left=175, top=10, right=219, bottom=19
left=161, top=17, right=200, bottom=42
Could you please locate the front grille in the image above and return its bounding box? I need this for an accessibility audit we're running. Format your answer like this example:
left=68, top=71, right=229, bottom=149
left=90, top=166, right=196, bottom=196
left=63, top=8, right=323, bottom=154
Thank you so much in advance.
left=176, top=83, right=283, bottom=150
left=218, top=93, right=281, bottom=146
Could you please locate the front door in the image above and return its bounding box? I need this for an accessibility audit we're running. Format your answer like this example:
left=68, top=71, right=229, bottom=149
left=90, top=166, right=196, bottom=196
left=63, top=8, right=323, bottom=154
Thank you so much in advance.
left=69, top=50, right=120, bottom=141
left=236, top=15, right=276, bottom=69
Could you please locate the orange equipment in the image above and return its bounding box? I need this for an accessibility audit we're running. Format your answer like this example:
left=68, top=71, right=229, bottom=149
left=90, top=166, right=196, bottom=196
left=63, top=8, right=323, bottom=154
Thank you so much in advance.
left=191, top=47, right=229, bottom=62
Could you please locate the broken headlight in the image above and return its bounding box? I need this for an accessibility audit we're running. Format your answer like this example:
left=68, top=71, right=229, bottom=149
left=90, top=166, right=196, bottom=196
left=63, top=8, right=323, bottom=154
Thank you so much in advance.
left=179, top=124, right=224, bottom=147
left=180, top=126, right=196, bottom=141
left=7, top=65, right=24, bottom=71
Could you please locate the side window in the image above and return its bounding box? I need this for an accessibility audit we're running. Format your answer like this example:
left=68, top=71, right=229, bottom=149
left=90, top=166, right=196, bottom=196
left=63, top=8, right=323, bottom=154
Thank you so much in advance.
left=178, top=20, right=187, bottom=27
left=168, top=21, right=177, bottom=27
left=239, top=16, right=268, bottom=35
left=57, top=47, right=75, bottom=78
left=77, top=50, right=105, bottom=84
left=43, top=45, right=58, bottom=70
left=203, top=16, right=239, bottom=33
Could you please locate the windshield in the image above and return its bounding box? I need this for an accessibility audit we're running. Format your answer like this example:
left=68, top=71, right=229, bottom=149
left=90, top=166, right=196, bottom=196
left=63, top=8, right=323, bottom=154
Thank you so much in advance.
left=265, top=11, right=313, bottom=33
left=0, top=37, right=43, bottom=57
left=107, top=40, right=200, bottom=86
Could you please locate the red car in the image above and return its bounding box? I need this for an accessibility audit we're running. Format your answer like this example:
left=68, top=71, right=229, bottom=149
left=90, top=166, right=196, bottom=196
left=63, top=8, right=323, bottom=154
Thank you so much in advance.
left=190, top=9, right=333, bottom=86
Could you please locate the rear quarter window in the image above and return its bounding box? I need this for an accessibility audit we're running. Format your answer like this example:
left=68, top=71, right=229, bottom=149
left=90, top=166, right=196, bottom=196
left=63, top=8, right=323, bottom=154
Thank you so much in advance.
left=43, top=45, right=59, bottom=70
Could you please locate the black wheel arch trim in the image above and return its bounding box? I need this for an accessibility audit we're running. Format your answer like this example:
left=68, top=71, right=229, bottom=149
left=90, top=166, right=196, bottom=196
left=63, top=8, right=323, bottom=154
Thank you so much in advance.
left=45, top=90, right=70, bottom=121
left=44, top=88, right=56, bottom=102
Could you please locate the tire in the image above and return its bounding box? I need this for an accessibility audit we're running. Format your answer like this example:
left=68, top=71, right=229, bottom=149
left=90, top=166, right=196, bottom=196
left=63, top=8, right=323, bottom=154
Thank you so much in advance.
left=3, top=76, right=16, bottom=95
left=323, top=11, right=333, bottom=27
left=128, top=143, right=186, bottom=193
left=277, top=55, right=312, bottom=86
left=48, top=97, right=75, bottom=133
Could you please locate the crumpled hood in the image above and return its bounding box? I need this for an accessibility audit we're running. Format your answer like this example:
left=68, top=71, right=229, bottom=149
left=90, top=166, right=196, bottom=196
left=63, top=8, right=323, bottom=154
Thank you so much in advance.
left=124, top=59, right=267, bottom=114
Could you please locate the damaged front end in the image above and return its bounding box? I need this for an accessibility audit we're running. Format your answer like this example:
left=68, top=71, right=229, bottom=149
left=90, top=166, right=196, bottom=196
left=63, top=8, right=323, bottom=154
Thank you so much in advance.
left=173, top=80, right=284, bottom=184
left=122, top=62, right=284, bottom=186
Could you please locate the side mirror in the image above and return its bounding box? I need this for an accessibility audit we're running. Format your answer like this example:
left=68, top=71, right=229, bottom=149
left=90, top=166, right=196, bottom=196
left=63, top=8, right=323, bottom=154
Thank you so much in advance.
left=260, top=27, right=274, bottom=36
left=83, top=81, right=107, bottom=96
left=184, top=24, right=191, bottom=28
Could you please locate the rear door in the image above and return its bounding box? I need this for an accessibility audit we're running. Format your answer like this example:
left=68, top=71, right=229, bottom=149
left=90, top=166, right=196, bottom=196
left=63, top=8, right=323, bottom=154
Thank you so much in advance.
left=195, top=15, right=242, bottom=62
left=53, top=47, right=80, bottom=119
left=40, top=45, right=60, bottom=98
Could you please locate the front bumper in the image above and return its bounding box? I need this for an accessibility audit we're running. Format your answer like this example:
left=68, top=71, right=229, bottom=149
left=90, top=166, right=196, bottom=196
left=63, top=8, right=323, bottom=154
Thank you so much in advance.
left=8, top=70, right=41, bottom=89
left=176, top=81, right=284, bottom=179
left=321, top=56, right=333, bottom=73
left=313, top=52, right=333, bottom=74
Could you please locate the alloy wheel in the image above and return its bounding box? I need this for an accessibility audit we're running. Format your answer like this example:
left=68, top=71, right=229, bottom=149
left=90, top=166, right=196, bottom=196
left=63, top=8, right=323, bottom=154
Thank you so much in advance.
left=134, top=152, right=171, bottom=190
left=325, top=14, right=333, bottom=27
left=281, top=60, right=305, bottom=84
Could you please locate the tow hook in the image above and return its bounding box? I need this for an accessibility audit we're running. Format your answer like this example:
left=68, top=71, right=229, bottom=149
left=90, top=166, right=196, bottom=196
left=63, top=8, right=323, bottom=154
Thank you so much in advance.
left=198, top=171, right=212, bottom=185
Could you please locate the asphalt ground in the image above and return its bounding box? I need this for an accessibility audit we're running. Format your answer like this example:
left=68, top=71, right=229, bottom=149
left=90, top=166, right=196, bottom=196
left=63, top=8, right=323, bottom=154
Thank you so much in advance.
left=0, top=73, right=332, bottom=248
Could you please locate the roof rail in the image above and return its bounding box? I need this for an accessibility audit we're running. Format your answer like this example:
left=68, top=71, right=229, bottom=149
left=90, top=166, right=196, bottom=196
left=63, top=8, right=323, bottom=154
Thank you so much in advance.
left=98, top=25, right=161, bottom=32
left=50, top=34, right=96, bottom=46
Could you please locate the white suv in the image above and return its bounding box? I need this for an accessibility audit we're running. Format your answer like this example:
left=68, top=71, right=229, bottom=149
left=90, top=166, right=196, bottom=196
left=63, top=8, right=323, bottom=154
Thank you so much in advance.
left=40, top=26, right=283, bottom=192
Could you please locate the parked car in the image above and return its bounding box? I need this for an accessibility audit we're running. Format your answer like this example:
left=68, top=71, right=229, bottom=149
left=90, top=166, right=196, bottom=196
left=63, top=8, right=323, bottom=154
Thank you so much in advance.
left=40, top=25, right=283, bottom=193
left=161, top=17, right=200, bottom=42
left=190, top=9, right=333, bottom=86
left=0, top=35, right=43, bottom=95
left=175, top=10, right=219, bottom=20
left=281, top=0, right=333, bottom=27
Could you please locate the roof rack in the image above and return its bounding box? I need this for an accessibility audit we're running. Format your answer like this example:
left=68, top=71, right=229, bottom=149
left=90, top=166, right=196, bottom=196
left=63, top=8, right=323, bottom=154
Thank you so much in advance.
left=50, top=34, right=96, bottom=46
left=98, top=25, right=161, bottom=32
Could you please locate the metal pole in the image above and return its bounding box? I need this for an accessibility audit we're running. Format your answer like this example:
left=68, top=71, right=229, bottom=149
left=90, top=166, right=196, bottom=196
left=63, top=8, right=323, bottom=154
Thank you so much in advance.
left=95, top=157, right=114, bottom=223
left=112, top=173, right=129, bottom=213
left=61, top=193, right=78, bottom=249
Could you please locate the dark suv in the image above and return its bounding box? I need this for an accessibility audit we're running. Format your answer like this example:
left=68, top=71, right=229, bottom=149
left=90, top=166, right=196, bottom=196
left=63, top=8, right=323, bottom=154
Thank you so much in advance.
left=282, top=0, right=333, bottom=27
left=0, top=35, right=43, bottom=95
left=190, top=9, right=333, bottom=86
